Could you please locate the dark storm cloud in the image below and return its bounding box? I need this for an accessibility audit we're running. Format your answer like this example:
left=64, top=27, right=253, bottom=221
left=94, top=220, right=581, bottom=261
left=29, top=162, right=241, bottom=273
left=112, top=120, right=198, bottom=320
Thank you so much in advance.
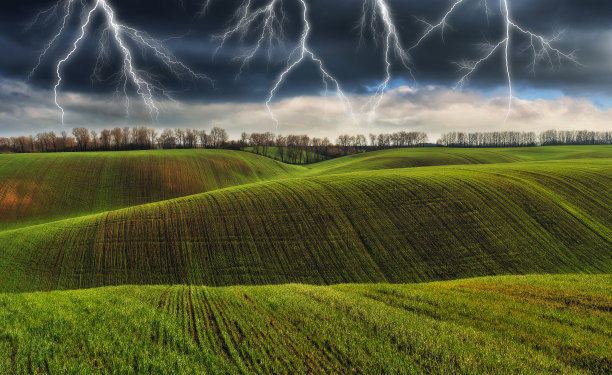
left=0, top=0, right=611, bottom=103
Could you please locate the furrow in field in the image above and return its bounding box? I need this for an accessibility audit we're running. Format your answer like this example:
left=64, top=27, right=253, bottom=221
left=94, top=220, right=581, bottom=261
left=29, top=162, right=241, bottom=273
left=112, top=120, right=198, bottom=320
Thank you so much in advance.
left=0, top=161, right=609, bottom=292
left=0, top=275, right=610, bottom=373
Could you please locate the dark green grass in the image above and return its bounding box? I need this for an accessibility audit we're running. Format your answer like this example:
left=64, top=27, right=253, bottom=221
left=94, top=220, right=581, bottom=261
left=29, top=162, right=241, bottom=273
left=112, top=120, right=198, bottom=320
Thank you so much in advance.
left=1, top=146, right=608, bottom=231
left=306, top=145, right=612, bottom=175
left=0, top=149, right=302, bottom=230
left=0, top=160, right=609, bottom=292
left=0, top=275, right=609, bottom=374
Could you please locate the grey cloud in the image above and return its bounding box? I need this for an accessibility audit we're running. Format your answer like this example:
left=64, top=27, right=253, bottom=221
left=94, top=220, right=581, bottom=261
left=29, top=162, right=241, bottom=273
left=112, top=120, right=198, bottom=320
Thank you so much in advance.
left=0, top=0, right=611, bottom=134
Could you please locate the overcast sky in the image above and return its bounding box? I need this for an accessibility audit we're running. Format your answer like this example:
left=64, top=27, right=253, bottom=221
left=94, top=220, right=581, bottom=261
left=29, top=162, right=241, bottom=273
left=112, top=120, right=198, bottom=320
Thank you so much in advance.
left=1, top=0, right=611, bottom=139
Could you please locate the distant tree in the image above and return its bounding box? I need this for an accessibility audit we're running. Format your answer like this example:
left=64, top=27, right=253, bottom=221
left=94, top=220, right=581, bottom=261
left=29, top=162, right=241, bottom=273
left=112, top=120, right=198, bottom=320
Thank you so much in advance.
left=110, top=128, right=123, bottom=150
left=159, top=129, right=177, bottom=149
left=122, top=127, right=131, bottom=148
left=147, top=128, right=157, bottom=149
left=276, top=134, right=287, bottom=162
left=337, top=134, right=352, bottom=155
left=175, top=129, right=185, bottom=148
left=185, top=129, right=197, bottom=149
left=58, top=131, right=69, bottom=152
left=263, top=132, right=275, bottom=156
left=354, top=134, right=366, bottom=152
left=240, top=132, right=249, bottom=148
left=198, top=130, right=208, bottom=148
left=210, top=127, right=229, bottom=148
left=249, top=133, right=262, bottom=154
left=90, top=130, right=98, bottom=150
left=369, top=133, right=377, bottom=148
left=100, top=129, right=112, bottom=150
left=72, top=128, right=90, bottom=151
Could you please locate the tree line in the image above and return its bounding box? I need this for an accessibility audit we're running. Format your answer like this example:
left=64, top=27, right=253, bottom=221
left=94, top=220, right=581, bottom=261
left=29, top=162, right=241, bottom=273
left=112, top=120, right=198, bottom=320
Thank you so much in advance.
left=0, top=127, right=230, bottom=154
left=437, top=130, right=612, bottom=148
left=1, top=127, right=609, bottom=157
left=0, top=127, right=430, bottom=163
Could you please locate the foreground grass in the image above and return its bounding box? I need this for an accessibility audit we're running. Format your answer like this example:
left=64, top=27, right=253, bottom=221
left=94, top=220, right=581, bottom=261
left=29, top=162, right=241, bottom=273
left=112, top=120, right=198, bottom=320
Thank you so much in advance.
left=0, top=275, right=609, bottom=374
left=0, top=159, right=609, bottom=292
left=0, top=149, right=302, bottom=230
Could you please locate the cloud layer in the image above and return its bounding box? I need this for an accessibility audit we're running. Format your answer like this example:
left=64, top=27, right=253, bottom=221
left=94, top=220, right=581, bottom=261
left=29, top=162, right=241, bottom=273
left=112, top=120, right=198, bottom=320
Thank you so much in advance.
left=0, top=0, right=611, bottom=135
left=2, top=77, right=610, bottom=140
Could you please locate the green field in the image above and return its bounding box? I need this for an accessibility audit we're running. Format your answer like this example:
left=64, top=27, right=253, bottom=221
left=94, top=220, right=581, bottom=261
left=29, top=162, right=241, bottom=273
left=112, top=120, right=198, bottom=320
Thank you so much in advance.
left=305, top=145, right=612, bottom=175
left=0, top=146, right=610, bottom=373
left=0, top=275, right=609, bottom=374
left=0, top=150, right=301, bottom=230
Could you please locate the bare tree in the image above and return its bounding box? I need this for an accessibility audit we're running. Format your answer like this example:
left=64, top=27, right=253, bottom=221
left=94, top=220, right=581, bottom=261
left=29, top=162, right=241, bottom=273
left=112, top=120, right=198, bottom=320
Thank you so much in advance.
left=369, top=133, right=377, bottom=148
left=110, top=128, right=124, bottom=150
left=159, top=129, right=177, bottom=149
left=198, top=130, right=208, bottom=148
left=72, top=128, right=90, bottom=151
left=122, top=127, right=131, bottom=149
left=337, top=134, right=352, bottom=156
left=210, top=127, right=229, bottom=148
left=90, top=130, right=98, bottom=150
left=240, top=132, right=249, bottom=148
left=185, top=129, right=197, bottom=149
left=99, top=129, right=112, bottom=150
left=276, top=134, right=287, bottom=162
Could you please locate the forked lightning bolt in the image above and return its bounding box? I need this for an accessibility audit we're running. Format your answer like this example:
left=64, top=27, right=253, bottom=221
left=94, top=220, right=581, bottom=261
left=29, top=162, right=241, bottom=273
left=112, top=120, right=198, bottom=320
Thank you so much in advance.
left=30, top=0, right=579, bottom=127
left=211, top=0, right=410, bottom=126
left=410, top=0, right=579, bottom=122
left=267, top=0, right=355, bottom=127
left=30, top=0, right=209, bottom=124
left=211, top=0, right=354, bottom=128
left=359, top=0, right=411, bottom=121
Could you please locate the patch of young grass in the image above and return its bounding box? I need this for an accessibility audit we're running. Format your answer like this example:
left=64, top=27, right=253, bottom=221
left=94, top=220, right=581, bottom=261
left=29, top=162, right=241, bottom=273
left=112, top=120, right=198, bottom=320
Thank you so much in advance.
left=306, top=145, right=612, bottom=175
left=0, top=275, right=609, bottom=374
left=0, top=159, right=609, bottom=292
left=0, top=149, right=302, bottom=230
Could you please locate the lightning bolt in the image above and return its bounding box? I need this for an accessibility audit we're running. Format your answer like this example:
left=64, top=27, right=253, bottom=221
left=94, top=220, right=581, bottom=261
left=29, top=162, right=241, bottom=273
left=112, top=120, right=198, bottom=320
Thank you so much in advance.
left=410, top=0, right=579, bottom=123
left=210, top=0, right=354, bottom=129
left=30, top=0, right=210, bottom=125
left=358, top=0, right=411, bottom=121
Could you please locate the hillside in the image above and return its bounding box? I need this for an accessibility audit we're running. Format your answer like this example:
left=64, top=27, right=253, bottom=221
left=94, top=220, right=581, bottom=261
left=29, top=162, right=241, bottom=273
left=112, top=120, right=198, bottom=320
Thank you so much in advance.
left=0, top=159, right=609, bottom=292
left=0, top=275, right=609, bottom=374
left=2, top=146, right=608, bottom=231
left=307, top=145, right=612, bottom=175
left=0, top=150, right=302, bottom=230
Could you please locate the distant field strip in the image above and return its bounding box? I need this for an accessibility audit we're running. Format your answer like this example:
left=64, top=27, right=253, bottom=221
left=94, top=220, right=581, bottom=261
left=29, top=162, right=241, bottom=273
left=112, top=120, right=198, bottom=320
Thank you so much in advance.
left=0, top=150, right=302, bottom=230
left=0, top=160, right=609, bottom=292
left=0, top=275, right=609, bottom=374
left=305, top=145, right=612, bottom=175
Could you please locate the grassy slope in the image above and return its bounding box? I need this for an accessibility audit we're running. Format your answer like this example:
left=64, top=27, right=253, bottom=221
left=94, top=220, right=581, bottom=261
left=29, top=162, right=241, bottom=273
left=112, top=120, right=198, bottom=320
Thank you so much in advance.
left=0, top=159, right=609, bottom=292
left=0, top=275, right=609, bottom=374
left=0, top=150, right=302, bottom=230
left=1, top=146, right=607, bottom=230
left=306, top=145, right=612, bottom=175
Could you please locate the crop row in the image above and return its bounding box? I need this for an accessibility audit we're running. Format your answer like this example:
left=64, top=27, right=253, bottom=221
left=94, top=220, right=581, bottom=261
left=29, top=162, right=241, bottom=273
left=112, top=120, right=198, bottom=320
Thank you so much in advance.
left=0, top=275, right=609, bottom=374
left=0, top=160, right=609, bottom=292
left=0, top=149, right=301, bottom=230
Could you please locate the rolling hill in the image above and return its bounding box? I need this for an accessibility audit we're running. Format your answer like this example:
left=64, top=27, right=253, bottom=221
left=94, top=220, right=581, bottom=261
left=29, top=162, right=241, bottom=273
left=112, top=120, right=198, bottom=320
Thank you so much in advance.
left=0, top=159, right=609, bottom=292
left=0, top=150, right=302, bottom=230
left=305, top=145, right=612, bottom=175
left=2, top=145, right=609, bottom=231
left=0, top=275, right=609, bottom=374
left=0, top=146, right=610, bottom=374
